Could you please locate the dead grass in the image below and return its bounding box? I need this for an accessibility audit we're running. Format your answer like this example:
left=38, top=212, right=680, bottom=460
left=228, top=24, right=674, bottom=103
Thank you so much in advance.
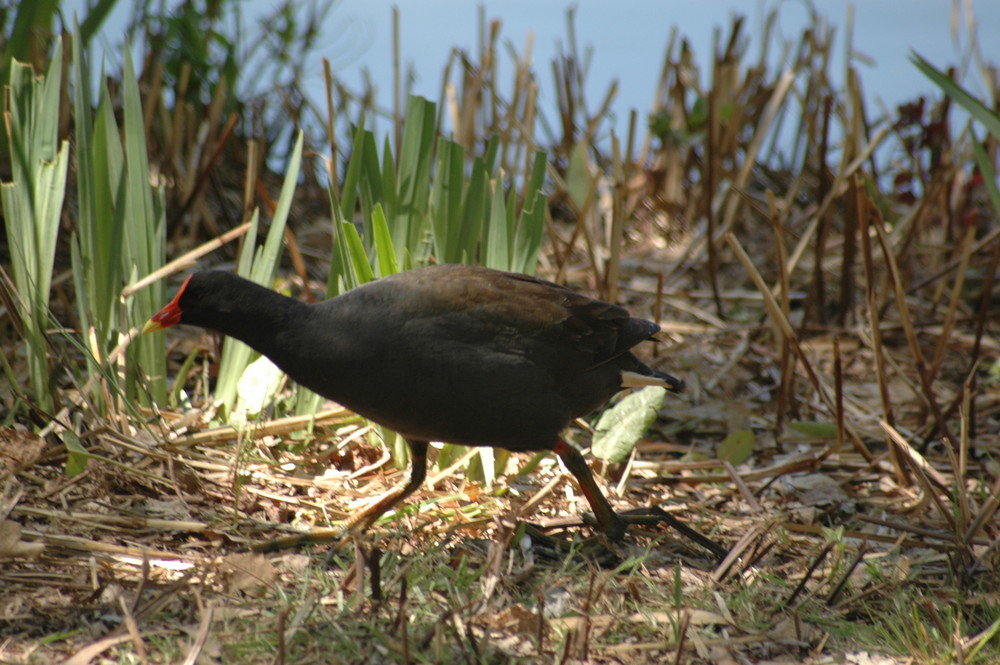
left=3, top=5, right=1000, bottom=665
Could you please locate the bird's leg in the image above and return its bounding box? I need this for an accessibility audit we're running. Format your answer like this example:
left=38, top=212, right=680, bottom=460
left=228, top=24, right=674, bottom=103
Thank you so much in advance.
left=553, top=440, right=628, bottom=541
left=254, top=440, right=429, bottom=553
left=346, top=439, right=429, bottom=532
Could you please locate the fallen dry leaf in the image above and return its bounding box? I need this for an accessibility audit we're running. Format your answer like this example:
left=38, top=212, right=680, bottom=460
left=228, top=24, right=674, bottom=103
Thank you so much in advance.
left=0, top=520, right=45, bottom=559
left=220, top=553, right=277, bottom=593
left=0, top=426, right=45, bottom=468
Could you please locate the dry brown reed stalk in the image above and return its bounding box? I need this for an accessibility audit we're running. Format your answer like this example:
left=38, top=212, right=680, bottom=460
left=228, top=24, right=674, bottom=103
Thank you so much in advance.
left=782, top=541, right=834, bottom=609
left=605, top=134, right=626, bottom=302
left=834, top=64, right=871, bottom=325
left=14, top=505, right=208, bottom=533
left=547, top=158, right=600, bottom=282
left=926, top=222, right=977, bottom=383
left=726, top=232, right=876, bottom=464
left=832, top=337, right=845, bottom=457
left=636, top=451, right=823, bottom=487
left=436, top=10, right=542, bottom=177
left=121, top=222, right=253, bottom=299
left=655, top=68, right=797, bottom=294
left=136, top=55, right=244, bottom=245
left=161, top=406, right=352, bottom=448
left=767, top=190, right=794, bottom=433
left=936, top=234, right=1000, bottom=439
left=856, top=176, right=907, bottom=482
left=870, top=206, right=958, bottom=449
left=807, top=93, right=834, bottom=323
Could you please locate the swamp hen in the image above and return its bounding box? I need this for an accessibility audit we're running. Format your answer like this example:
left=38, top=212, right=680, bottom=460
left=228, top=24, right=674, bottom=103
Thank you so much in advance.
left=145, top=264, right=683, bottom=540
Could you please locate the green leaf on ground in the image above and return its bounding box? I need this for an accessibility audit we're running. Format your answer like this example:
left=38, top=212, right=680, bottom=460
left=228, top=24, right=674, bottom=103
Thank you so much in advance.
left=788, top=420, right=838, bottom=439
left=718, top=429, right=755, bottom=466
left=62, top=431, right=89, bottom=477
left=592, top=386, right=666, bottom=463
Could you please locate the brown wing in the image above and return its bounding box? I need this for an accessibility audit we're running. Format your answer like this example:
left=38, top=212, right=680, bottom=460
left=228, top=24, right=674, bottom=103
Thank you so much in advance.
left=368, top=265, right=658, bottom=371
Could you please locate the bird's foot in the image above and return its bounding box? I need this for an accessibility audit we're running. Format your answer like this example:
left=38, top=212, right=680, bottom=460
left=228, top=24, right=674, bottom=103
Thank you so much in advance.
left=579, top=511, right=629, bottom=542
left=617, top=507, right=729, bottom=559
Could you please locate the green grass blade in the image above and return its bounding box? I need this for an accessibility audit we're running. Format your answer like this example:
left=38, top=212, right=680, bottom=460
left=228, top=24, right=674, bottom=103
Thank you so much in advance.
left=911, top=52, right=1000, bottom=139
left=972, top=136, right=1000, bottom=219
left=119, top=46, right=166, bottom=406
left=73, top=19, right=127, bottom=370
left=253, top=131, right=304, bottom=284
left=458, top=159, right=489, bottom=262
left=327, top=197, right=358, bottom=295
left=342, top=221, right=376, bottom=283
left=483, top=180, right=511, bottom=269
left=511, top=150, right=548, bottom=274
left=77, top=0, right=118, bottom=48
left=1, top=41, right=69, bottom=413
left=482, top=134, right=500, bottom=171
left=394, top=96, right=436, bottom=261
left=513, top=191, right=547, bottom=275
left=215, top=133, right=304, bottom=412
left=375, top=133, right=396, bottom=225
left=430, top=138, right=466, bottom=263
left=213, top=208, right=260, bottom=412
left=371, top=204, right=400, bottom=277
left=338, top=124, right=367, bottom=225
left=522, top=149, right=547, bottom=204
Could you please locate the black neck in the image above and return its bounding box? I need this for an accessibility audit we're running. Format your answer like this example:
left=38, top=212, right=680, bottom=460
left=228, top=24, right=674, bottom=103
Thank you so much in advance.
left=184, top=276, right=311, bottom=363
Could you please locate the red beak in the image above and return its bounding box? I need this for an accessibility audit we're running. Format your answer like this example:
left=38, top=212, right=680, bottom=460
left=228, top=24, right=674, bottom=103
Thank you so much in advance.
left=142, top=274, right=193, bottom=333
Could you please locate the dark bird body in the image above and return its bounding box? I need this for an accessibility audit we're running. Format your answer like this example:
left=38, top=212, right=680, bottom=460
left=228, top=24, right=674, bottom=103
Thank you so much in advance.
left=146, top=264, right=683, bottom=539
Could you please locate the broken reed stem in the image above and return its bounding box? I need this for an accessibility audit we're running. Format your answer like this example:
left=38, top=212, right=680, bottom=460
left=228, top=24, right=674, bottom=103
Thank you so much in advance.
left=869, top=205, right=957, bottom=449
left=725, top=232, right=875, bottom=462
left=856, top=176, right=908, bottom=484
left=166, top=62, right=191, bottom=180
left=782, top=124, right=892, bottom=281
left=122, top=222, right=252, bottom=298
left=837, top=64, right=867, bottom=326
left=944, top=386, right=972, bottom=540
left=906, top=221, right=1000, bottom=296
left=718, top=69, right=797, bottom=236
left=637, top=26, right=677, bottom=167
left=660, top=67, right=799, bottom=292
left=242, top=139, right=259, bottom=220
left=825, top=543, right=868, bottom=606
left=169, top=111, right=239, bottom=230
left=706, top=53, right=722, bottom=319
left=652, top=271, right=664, bottom=360
left=782, top=542, right=833, bottom=609
left=766, top=190, right=793, bottom=434
left=722, top=460, right=762, bottom=513
left=606, top=132, right=624, bottom=303
left=959, top=370, right=972, bottom=483
left=838, top=165, right=858, bottom=325
left=809, top=94, right=833, bottom=324
left=165, top=406, right=352, bottom=448
left=879, top=421, right=969, bottom=555
left=926, top=222, right=976, bottom=383
left=833, top=337, right=844, bottom=457
left=934, top=226, right=1000, bottom=440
